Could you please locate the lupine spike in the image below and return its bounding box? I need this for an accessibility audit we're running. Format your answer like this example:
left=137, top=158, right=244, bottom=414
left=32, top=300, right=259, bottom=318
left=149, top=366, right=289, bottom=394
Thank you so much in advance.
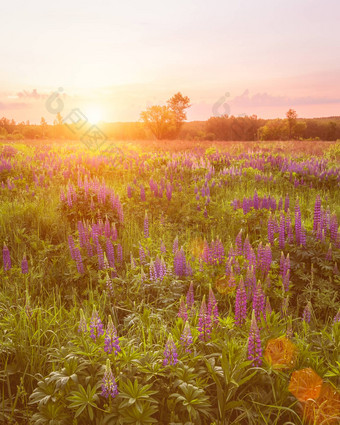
left=163, top=334, right=178, bottom=366
left=180, top=321, right=193, bottom=353
left=247, top=310, right=262, bottom=366
left=104, top=315, right=121, bottom=355
left=101, top=359, right=118, bottom=399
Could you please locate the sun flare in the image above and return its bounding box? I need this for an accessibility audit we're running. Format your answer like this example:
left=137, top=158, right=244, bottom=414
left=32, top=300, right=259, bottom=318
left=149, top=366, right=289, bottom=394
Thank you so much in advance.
left=84, top=106, right=104, bottom=124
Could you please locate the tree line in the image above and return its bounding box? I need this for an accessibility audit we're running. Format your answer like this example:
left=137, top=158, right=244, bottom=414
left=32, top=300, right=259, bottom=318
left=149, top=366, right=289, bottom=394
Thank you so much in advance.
left=1, top=94, right=339, bottom=141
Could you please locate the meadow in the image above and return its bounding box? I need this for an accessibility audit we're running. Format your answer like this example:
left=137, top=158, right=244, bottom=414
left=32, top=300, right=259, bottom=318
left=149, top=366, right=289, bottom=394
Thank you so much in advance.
left=1, top=138, right=340, bottom=425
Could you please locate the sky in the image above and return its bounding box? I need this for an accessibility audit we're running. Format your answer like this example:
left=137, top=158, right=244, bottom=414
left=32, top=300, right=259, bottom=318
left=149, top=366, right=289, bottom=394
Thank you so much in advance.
left=0, top=0, right=339, bottom=123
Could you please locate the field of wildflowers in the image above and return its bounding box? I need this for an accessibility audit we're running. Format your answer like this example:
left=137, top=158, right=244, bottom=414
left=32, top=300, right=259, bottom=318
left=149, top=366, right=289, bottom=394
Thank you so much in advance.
left=1, top=139, right=340, bottom=424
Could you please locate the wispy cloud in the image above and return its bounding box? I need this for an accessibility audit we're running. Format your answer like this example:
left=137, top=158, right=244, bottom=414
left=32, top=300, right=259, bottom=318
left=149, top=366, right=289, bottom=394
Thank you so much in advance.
left=231, top=90, right=340, bottom=108
left=0, top=102, right=29, bottom=110
left=16, top=89, right=49, bottom=100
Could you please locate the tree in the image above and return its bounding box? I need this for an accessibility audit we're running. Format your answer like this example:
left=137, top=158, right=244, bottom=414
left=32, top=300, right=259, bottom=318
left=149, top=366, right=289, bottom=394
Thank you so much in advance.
left=40, top=117, right=48, bottom=138
left=167, top=92, right=191, bottom=134
left=140, top=93, right=191, bottom=139
left=286, top=109, right=297, bottom=139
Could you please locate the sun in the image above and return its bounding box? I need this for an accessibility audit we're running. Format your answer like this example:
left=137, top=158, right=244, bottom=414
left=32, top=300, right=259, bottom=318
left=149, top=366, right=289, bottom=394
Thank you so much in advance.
left=85, top=106, right=104, bottom=124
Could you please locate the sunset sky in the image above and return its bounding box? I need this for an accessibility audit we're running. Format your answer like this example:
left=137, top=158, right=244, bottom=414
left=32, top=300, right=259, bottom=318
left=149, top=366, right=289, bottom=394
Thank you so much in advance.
left=1, top=0, right=339, bottom=123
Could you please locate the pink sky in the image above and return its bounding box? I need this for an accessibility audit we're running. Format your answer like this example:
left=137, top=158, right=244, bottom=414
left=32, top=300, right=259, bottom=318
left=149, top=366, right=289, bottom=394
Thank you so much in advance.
left=1, top=0, right=339, bottom=123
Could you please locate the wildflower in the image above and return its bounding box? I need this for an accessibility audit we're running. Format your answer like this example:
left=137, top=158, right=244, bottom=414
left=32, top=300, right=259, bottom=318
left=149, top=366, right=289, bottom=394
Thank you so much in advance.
left=235, top=276, right=247, bottom=326
left=295, top=198, right=302, bottom=245
left=74, top=248, right=84, bottom=274
left=144, top=211, right=149, bottom=238
left=186, top=282, right=194, bottom=309
left=208, top=286, right=219, bottom=326
left=264, top=336, right=296, bottom=369
left=178, top=296, right=188, bottom=321
left=180, top=321, right=193, bottom=353
left=78, top=308, right=87, bottom=333
left=198, top=296, right=212, bottom=342
left=247, top=310, right=262, bottom=366
left=313, top=195, right=322, bottom=232
left=116, top=244, right=123, bottom=263
left=302, top=301, right=312, bottom=324
left=252, top=280, right=265, bottom=322
left=3, top=243, right=11, bottom=271
left=163, top=334, right=178, bottom=366
left=140, top=185, right=146, bottom=202
left=106, top=239, right=115, bottom=268
left=101, top=359, right=118, bottom=399
left=288, top=368, right=322, bottom=402
left=104, top=316, right=121, bottom=355
left=333, top=308, right=340, bottom=323
left=21, top=255, right=28, bottom=274
left=89, top=307, right=104, bottom=341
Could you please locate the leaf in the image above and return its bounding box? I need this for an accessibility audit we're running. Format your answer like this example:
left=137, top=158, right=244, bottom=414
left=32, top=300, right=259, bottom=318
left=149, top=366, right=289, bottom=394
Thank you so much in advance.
left=288, top=368, right=323, bottom=402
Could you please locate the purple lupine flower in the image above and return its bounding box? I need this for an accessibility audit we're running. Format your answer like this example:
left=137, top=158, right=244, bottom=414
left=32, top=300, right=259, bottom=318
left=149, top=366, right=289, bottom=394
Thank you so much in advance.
left=21, top=255, right=28, bottom=274
left=127, top=185, right=132, bottom=198
left=160, top=240, right=166, bottom=254
left=334, top=308, right=340, bottom=323
left=186, top=282, right=194, bottom=309
left=166, top=183, right=172, bottom=201
left=265, top=297, right=272, bottom=317
left=106, top=274, right=114, bottom=297
left=235, top=277, right=247, bottom=326
left=144, top=211, right=149, bottom=238
left=104, top=315, right=121, bottom=355
left=95, top=238, right=105, bottom=270
left=284, top=194, right=290, bottom=213
left=300, top=226, right=306, bottom=247
left=313, top=195, right=321, bottom=232
left=106, top=239, right=115, bottom=268
left=74, top=248, right=84, bottom=274
left=140, top=185, right=146, bottom=202
left=78, top=308, right=87, bottom=333
left=252, top=280, right=265, bottom=322
left=279, top=214, right=285, bottom=250
left=247, top=310, right=262, bottom=366
left=89, top=307, right=104, bottom=341
left=68, top=235, right=76, bottom=259
left=302, top=301, right=312, bottom=324
left=163, top=334, right=178, bottom=366
left=253, top=190, right=259, bottom=210
left=174, top=247, right=187, bottom=278
left=295, top=199, right=302, bottom=245
left=139, top=244, right=146, bottom=264
left=3, top=244, right=11, bottom=271
left=101, top=359, right=118, bottom=399
left=178, top=296, right=188, bottom=321
left=180, top=321, right=193, bottom=353
left=263, top=244, right=272, bottom=274
left=267, top=215, right=275, bottom=245
left=330, top=214, right=338, bottom=242
left=208, top=286, right=219, bottom=326
left=198, top=296, right=212, bottom=342
left=116, top=243, right=123, bottom=263
left=235, top=230, right=243, bottom=256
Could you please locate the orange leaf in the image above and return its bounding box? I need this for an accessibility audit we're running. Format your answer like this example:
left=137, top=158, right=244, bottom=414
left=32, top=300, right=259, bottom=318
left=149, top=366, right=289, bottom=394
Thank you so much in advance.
left=302, top=383, right=340, bottom=424
left=264, top=336, right=296, bottom=369
left=289, top=368, right=323, bottom=402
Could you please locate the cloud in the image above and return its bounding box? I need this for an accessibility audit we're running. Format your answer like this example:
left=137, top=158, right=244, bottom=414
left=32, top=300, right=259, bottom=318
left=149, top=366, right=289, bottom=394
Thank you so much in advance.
left=230, top=90, right=340, bottom=108
left=16, top=89, right=49, bottom=100
left=0, top=102, right=29, bottom=110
